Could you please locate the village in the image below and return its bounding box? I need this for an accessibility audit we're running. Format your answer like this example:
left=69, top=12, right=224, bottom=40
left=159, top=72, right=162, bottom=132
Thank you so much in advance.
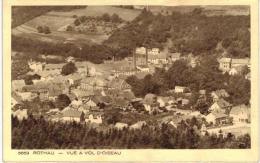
left=11, top=45, right=251, bottom=138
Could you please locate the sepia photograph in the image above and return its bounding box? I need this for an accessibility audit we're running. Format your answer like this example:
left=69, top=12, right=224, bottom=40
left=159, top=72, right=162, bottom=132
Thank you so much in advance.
left=10, top=5, right=253, bottom=150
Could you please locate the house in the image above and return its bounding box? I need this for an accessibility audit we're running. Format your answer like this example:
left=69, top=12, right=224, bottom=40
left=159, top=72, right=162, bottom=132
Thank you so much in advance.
left=113, top=97, right=129, bottom=110
left=72, top=89, right=94, bottom=99
left=148, top=48, right=160, bottom=55
left=199, top=89, right=206, bottom=95
left=228, top=66, right=244, bottom=76
left=211, top=89, right=229, bottom=102
left=61, top=109, right=84, bottom=122
left=47, top=83, right=66, bottom=100
left=228, top=67, right=238, bottom=75
left=218, top=57, right=250, bottom=72
left=80, top=76, right=108, bottom=91
left=218, top=57, right=232, bottom=72
left=66, top=56, right=75, bottom=63
left=70, top=99, right=83, bottom=108
left=130, top=121, right=147, bottom=130
left=115, top=122, right=128, bottom=130
left=157, top=96, right=174, bottom=107
left=135, top=47, right=146, bottom=55
left=113, top=66, right=137, bottom=77
left=245, top=72, right=251, bottom=80
left=22, top=82, right=50, bottom=101
left=28, top=60, right=43, bottom=72
left=108, top=78, right=131, bottom=91
left=148, top=53, right=168, bottom=65
left=177, top=98, right=190, bottom=106
left=209, top=98, right=232, bottom=114
left=230, top=105, right=250, bottom=124
left=12, top=108, right=28, bottom=121
left=175, top=86, right=188, bottom=93
left=43, top=63, right=65, bottom=73
left=16, top=92, right=37, bottom=101
left=12, top=80, right=25, bottom=92
left=205, top=112, right=230, bottom=125
left=49, top=113, right=63, bottom=122
left=11, top=93, right=23, bottom=108
left=136, top=65, right=150, bottom=72
left=168, top=52, right=181, bottom=62
left=85, top=113, right=103, bottom=124
left=143, top=94, right=160, bottom=114
left=231, top=58, right=250, bottom=68
left=85, top=96, right=99, bottom=107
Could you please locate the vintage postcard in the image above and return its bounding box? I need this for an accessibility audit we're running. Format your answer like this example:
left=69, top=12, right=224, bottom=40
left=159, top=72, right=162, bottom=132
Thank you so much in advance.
left=3, top=0, right=259, bottom=162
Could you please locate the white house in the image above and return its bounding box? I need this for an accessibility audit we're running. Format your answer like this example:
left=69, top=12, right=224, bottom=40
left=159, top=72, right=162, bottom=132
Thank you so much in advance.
left=28, top=60, right=43, bottom=72
left=135, top=47, right=146, bottom=55
left=208, top=98, right=232, bottom=114
left=148, top=48, right=160, bottom=55
left=230, top=105, right=250, bottom=124
left=136, top=65, right=150, bottom=72
left=130, top=121, right=147, bottom=130
left=66, top=56, right=75, bottom=63
left=175, top=86, right=188, bottom=93
left=85, top=113, right=102, bottom=124
left=12, top=109, right=28, bottom=121
left=16, top=92, right=37, bottom=101
left=157, top=96, right=173, bottom=107
left=143, top=94, right=159, bottom=114
left=115, top=122, right=128, bottom=130
left=218, top=57, right=232, bottom=72
left=229, top=67, right=238, bottom=76
left=205, top=112, right=229, bottom=125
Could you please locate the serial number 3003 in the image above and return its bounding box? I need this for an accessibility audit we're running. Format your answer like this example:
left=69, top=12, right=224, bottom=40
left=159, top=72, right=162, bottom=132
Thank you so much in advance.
left=18, top=151, right=29, bottom=155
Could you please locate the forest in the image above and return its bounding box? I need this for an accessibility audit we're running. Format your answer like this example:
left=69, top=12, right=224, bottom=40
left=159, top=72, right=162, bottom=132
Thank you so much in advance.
left=105, top=8, right=250, bottom=58
left=126, top=56, right=250, bottom=106
left=12, top=115, right=250, bottom=149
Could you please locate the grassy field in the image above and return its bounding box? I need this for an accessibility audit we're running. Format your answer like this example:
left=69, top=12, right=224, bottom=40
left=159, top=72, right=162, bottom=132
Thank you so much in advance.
left=47, top=6, right=141, bottom=22
left=147, top=5, right=249, bottom=16
left=12, top=6, right=141, bottom=45
left=25, top=15, right=75, bottom=31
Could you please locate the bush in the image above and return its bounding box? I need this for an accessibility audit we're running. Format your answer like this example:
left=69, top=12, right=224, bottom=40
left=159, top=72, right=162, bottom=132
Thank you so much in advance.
left=61, top=62, right=77, bottom=76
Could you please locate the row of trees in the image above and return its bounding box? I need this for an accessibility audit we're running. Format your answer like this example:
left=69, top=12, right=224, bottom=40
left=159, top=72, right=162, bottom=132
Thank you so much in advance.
left=74, top=13, right=123, bottom=26
left=12, top=115, right=250, bottom=149
left=36, top=26, right=51, bottom=34
left=12, top=35, right=116, bottom=64
left=126, top=56, right=250, bottom=106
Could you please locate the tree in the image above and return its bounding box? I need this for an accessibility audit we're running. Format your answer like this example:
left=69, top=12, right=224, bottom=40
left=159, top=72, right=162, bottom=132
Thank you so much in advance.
left=55, top=94, right=71, bottom=110
left=61, top=62, right=77, bottom=76
left=12, top=59, right=31, bottom=80
left=66, top=25, right=73, bottom=31
left=37, top=26, right=43, bottom=33
left=111, top=13, right=122, bottom=23
left=43, top=26, right=51, bottom=34
left=74, top=19, right=81, bottom=26
left=101, top=13, right=110, bottom=22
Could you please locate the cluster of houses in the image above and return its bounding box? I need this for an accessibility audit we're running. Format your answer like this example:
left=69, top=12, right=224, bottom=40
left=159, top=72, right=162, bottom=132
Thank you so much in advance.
left=11, top=49, right=251, bottom=136
left=218, top=57, right=250, bottom=79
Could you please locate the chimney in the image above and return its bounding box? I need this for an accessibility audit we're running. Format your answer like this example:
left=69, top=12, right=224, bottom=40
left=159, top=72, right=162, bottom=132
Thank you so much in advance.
left=133, top=48, right=136, bottom=69
left=145, top=47, right=148, bottom=66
